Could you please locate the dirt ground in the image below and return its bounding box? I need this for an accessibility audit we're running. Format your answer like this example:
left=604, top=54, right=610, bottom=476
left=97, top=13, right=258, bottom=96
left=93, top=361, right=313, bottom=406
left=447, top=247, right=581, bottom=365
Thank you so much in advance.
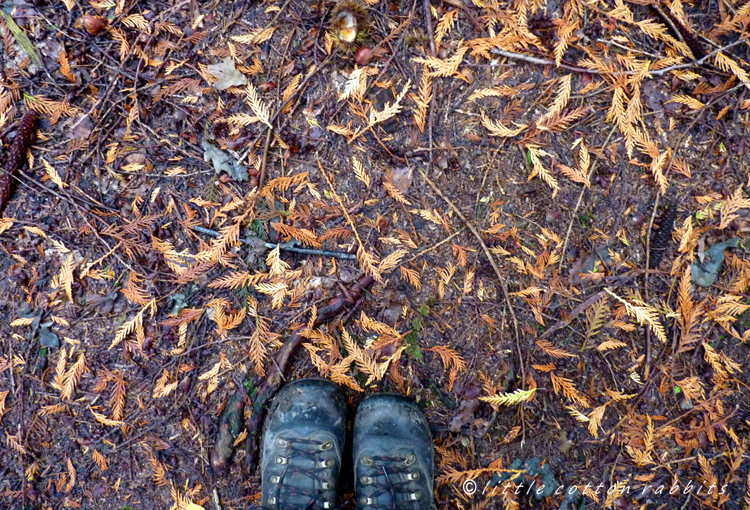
left=1, top=0, right=750, bottom=508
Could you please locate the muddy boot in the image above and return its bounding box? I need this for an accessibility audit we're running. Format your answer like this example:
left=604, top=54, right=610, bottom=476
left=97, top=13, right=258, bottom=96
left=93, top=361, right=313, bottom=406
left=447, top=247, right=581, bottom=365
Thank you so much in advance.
left=353, top=394, right=434, bottom=510
left=261, top=378, right=346, bottom=510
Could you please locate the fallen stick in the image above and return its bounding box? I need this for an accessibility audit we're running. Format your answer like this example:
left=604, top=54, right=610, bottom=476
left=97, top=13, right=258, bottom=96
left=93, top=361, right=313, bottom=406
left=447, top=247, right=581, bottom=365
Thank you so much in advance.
left=210, top=274, right=375, bottom=474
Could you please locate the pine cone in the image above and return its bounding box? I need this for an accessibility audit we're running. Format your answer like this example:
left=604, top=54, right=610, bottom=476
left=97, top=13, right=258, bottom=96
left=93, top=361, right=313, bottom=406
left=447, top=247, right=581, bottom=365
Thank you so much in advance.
left=0, top=111, right=38, bottom=212
left=649, top=201, right=677, bottom=269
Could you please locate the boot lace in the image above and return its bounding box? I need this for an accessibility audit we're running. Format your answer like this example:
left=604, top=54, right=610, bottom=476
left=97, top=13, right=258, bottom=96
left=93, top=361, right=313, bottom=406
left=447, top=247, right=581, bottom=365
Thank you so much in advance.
left=358, top=452, right=424, bottom=509
left=267, top=436, right=337, bottom=510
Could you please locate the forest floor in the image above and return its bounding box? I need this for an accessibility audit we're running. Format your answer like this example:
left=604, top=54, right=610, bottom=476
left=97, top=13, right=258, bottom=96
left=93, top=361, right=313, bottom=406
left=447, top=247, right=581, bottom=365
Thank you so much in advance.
left=1, top=0, right=750, bottom=508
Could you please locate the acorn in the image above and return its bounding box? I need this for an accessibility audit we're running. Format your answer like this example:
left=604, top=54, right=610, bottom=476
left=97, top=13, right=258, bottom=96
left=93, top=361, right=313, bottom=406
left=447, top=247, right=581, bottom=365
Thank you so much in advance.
left=81, top=14, right=108, bottom=35
left=330, top=0, right=369, bottom=52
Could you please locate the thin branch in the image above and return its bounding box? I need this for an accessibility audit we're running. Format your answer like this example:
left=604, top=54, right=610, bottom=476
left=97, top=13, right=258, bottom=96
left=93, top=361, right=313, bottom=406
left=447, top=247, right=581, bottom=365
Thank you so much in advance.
left=650, top=37, right=750, bottom=76
left=489, top=36, right=750, bottom=77
left=239, top=51, right=337, bottom=166
left=423, top=0, right=436, bottom=173
left=191, top=225, right=357, bottom=260
left=419, top=169, right=524, bottom=384
left=558, top=123, right=618, bottom=273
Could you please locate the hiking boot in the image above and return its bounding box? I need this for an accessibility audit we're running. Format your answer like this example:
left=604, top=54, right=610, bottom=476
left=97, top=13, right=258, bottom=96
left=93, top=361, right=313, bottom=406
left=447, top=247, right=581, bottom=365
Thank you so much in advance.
left=353, top=394, right=434, bottom=510
left=261, top=378, right=346, bottom=510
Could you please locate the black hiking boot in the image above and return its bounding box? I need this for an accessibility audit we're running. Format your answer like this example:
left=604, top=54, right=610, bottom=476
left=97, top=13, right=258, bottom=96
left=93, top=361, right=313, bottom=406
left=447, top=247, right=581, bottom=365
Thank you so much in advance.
left=353, top=394, right=435, bottom=510
left=261, top=378, right=346, bottom=510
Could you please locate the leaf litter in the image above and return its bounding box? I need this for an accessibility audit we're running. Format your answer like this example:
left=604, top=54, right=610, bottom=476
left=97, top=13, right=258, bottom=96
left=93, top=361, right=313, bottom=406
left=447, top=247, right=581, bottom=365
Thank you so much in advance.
left=0, top=0, right=749, bottom=508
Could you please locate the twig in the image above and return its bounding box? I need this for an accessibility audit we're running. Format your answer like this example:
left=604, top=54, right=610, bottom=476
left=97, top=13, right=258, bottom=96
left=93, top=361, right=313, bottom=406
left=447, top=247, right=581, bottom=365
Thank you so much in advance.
left=14, top=169, right=114, bottom=213
left=267, top=0, right=294, bottom=27
left=650, top=36, right=749, bottom=77
left=446, top=79, right=482, bottom=119
left=558, top=123, right=618, bottom=273
left=422, top=0, right=436, bottom=56
left=641, top=98, right=719, bottom=381
left=263, top=243, right=356, bottom=260
left=652, top=4, right=689, bottom=53
left=213, top=488, right=223, bottom=510
left=490, top=49, right=596, bottom=74
left=210, top=275, right=376, bottom=474
left=8, top=345, right=26, bottom=507
left=489, top=36, right=750, bottom=77
left=596, top=37, right=663, bottom=59
left=319, top=164, right=372, bottom=269
left=258, top=127, right=273, bottom=189
left=419, top=169, right=523, bottom=383
left=540, top=291, right=607, bottom=340
left=191, top=225, right=357, bottom=260
left=423, top=0, right=436, bottom=172
left=11, top=169, right=134, bottom=272
left=402, top=230, right=463, bottom=266
left=239, top=51, right=337, bottom=166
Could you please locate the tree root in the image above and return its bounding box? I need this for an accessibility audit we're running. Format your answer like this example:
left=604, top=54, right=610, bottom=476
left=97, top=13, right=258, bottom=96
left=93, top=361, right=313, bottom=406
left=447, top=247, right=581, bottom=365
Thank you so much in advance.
left=211, top=274, right=375, bottom=475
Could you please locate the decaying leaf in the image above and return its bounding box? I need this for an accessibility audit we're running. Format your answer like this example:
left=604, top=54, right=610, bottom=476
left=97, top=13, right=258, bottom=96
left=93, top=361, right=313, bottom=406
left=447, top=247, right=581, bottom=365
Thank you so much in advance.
left=206, top=57, right=248, bottom=90
left=202, top=139, right=248, bottom=181
left=691, top=239, right=739, bottom=287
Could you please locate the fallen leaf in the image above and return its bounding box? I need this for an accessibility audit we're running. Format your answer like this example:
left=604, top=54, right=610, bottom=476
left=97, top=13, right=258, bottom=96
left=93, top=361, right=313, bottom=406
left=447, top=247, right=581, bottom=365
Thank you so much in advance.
left=206, top=57, right=248, bottom=90
left=202, top=140, right=248, bottom=181
left=387, top=166, right=413, bottom=194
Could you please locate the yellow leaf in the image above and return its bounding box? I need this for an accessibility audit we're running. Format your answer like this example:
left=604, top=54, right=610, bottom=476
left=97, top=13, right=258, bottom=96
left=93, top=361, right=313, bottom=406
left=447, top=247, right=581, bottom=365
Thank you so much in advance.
left=480, top=388, right=536, bottom=407
left=23, top=226, right=47, bottom=237
left=411, top=67, right=432, bottom=132
left=245, top=83, right=272, bottom=128
left=11, top=317, right=35, bottom=327
left=231, top=27, right=275, bottom=45
left=58, top=49, right=75, bottom=83
left=667, top=94, right=705, bottom=110
left=434, top=9, right=458, bottom=47
left=0, top=218, right=14, bottom=235
left=352, top=155, right=370, bottom=187
left=480, top=112, right=526, bottom=138
left=413, top=46, right=467, bottom=78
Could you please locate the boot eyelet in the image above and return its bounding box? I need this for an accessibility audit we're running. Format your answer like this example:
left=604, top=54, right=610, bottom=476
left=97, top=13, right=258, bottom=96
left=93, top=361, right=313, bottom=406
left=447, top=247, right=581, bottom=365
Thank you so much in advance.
left=268, top=496, right=276, bottom=504
left=409, top=490, right=422, bottom=501
left=320, top=440, right=333, bottom=451
left=361, top=455, right=373, bottom=466
left=270, top=475, right=281, bottom=483
left=404, top=453, right=416, bottom=466
left=361, top=497, right=374, bottom=505
left=323, top=503, right=333, bottom=509
left=276, top=438, right=289, bottom=448
left=276, top=456, right=288, bottom=465
left=360, top=475, right=372, bottom=485
left=318, top=458, right=334, bottom=468
left=407, top=471, right=419, bottom=480
left=321, top=482, right=331, bottom=489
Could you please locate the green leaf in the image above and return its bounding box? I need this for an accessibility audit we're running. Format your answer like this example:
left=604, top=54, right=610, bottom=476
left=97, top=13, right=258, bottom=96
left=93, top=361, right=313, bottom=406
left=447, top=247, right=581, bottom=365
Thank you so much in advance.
left=404, top=331, right=422, bottom=361
left=0, top=12, right=43, bottom=67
